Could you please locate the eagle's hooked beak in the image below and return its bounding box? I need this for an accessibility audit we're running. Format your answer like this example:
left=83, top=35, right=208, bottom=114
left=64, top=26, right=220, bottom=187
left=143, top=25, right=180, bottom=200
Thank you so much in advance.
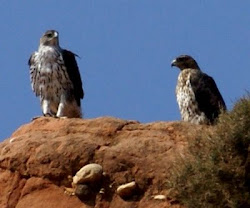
left=54, top=32, right=58, bottom=38
left=171, top=59, right=177, bottom=67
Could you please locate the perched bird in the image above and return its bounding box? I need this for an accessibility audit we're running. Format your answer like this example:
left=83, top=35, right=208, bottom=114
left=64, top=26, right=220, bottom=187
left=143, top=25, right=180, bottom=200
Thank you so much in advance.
left=29, top=30, right=84, bottom=118
left=171, top=55, right=226, bottom=124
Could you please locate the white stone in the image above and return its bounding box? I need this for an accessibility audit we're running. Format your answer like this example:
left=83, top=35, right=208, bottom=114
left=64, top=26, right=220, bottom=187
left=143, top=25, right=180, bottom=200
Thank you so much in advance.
left=73, top=163, right=103, bottom=184
left=153, top=195, right=166, bottom=200
left=117, top=181, right=136, bottom=198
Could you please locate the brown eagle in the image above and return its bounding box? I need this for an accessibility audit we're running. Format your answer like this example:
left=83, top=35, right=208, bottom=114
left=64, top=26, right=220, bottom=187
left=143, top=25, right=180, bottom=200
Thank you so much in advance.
left=29, top=30, right=84, bottom=118
left=171, top=55, right=226, bottom=124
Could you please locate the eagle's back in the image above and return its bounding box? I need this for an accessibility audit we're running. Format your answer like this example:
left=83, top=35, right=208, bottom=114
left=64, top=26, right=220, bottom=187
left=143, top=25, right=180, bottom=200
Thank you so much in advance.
left=190, top=71, right=226, bottom=123
left=62, top=50, right=84, bottom=106
left=176, top=69, right=208, bottom=124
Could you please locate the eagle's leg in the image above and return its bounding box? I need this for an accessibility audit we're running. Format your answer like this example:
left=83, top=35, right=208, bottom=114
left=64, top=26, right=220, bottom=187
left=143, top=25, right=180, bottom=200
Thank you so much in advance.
left=56, top=101, right=66, bottom=118
left=41, top=99, right=54, bottom=116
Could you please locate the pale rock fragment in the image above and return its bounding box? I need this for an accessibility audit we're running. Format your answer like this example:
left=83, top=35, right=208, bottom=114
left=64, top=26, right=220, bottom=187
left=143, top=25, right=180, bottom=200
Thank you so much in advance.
left=117, top=181, right=137, bottom=198
left=153, top=195, right=166, bottom=200
left=73, top=163, right=103, bottom=184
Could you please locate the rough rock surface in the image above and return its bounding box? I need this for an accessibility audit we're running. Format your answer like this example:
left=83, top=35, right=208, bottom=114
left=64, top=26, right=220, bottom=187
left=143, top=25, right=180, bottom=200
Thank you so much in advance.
left=0, top=117, right=205, bottom=208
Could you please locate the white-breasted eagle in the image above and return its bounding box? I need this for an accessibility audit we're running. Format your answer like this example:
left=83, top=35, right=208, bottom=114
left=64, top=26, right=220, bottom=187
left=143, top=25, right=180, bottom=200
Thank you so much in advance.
left=28, top=30, right=84, bottom=118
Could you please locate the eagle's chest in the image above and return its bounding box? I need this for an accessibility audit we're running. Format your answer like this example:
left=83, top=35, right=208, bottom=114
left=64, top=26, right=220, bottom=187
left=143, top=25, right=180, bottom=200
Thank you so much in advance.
left=34, top=47, right=71, bottom=99
left=37, top=48, right=63, bottom=78
left=176, top=70, right=206, bottom=124
left=176, top=71, right=196, bottom=110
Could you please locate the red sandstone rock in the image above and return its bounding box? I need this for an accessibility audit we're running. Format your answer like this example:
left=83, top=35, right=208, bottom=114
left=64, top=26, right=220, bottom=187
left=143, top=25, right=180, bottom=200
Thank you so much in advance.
left=0, top=117, right=203, bottom=208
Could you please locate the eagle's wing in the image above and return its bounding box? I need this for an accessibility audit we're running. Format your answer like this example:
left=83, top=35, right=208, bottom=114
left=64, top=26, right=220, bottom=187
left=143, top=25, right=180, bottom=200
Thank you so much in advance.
left=190, top=72, right=226, bottom=123
left=28, top=52, right=40, bottom=96
left=62, top=50, right=84, bottom=106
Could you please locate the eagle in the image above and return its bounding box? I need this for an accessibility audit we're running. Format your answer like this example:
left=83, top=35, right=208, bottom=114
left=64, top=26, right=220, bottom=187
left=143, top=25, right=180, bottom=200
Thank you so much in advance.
left=28, top=30, right=84, bottom=118
left=171, top=55, right=226, bottom=124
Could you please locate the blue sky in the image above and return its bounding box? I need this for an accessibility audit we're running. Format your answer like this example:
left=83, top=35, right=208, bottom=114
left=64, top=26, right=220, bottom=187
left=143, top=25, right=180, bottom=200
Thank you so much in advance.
left=0, top=1, right=249, bottom=140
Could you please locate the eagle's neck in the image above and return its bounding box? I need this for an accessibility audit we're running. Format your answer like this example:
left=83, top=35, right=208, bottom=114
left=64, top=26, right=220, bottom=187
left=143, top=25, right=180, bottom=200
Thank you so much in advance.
left=38, top=45, right=62, bottom=58
left=38, top=44, right=61, bottom=53
left=180, top=66, right=200, bottom=72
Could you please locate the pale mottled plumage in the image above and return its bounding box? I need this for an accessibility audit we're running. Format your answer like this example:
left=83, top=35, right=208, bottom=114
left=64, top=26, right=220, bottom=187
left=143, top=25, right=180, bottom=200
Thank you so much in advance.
left=171, top=55, right=226, bottom=124
left=29, top=30, right=84, bottom=118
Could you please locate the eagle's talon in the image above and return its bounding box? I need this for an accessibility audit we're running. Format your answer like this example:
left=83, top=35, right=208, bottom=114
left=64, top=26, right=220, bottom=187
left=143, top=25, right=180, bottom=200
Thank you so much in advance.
left=31, top=116, right=42, bottom=121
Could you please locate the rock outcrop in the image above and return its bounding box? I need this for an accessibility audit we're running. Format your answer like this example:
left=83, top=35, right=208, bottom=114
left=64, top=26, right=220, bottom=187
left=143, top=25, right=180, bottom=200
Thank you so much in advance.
left=0, top=117, right=204, bottom=208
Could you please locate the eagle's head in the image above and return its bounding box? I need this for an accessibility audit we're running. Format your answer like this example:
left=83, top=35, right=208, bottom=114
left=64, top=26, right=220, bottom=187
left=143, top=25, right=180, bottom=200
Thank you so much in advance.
left=40, top=30, right=59, bottom=47
left=171, top=55, right=200, bottom=71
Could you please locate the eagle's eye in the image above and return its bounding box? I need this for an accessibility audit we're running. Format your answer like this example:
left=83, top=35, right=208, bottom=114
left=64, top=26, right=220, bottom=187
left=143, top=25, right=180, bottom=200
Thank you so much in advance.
left=47, top=33, right=53, bottom=38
